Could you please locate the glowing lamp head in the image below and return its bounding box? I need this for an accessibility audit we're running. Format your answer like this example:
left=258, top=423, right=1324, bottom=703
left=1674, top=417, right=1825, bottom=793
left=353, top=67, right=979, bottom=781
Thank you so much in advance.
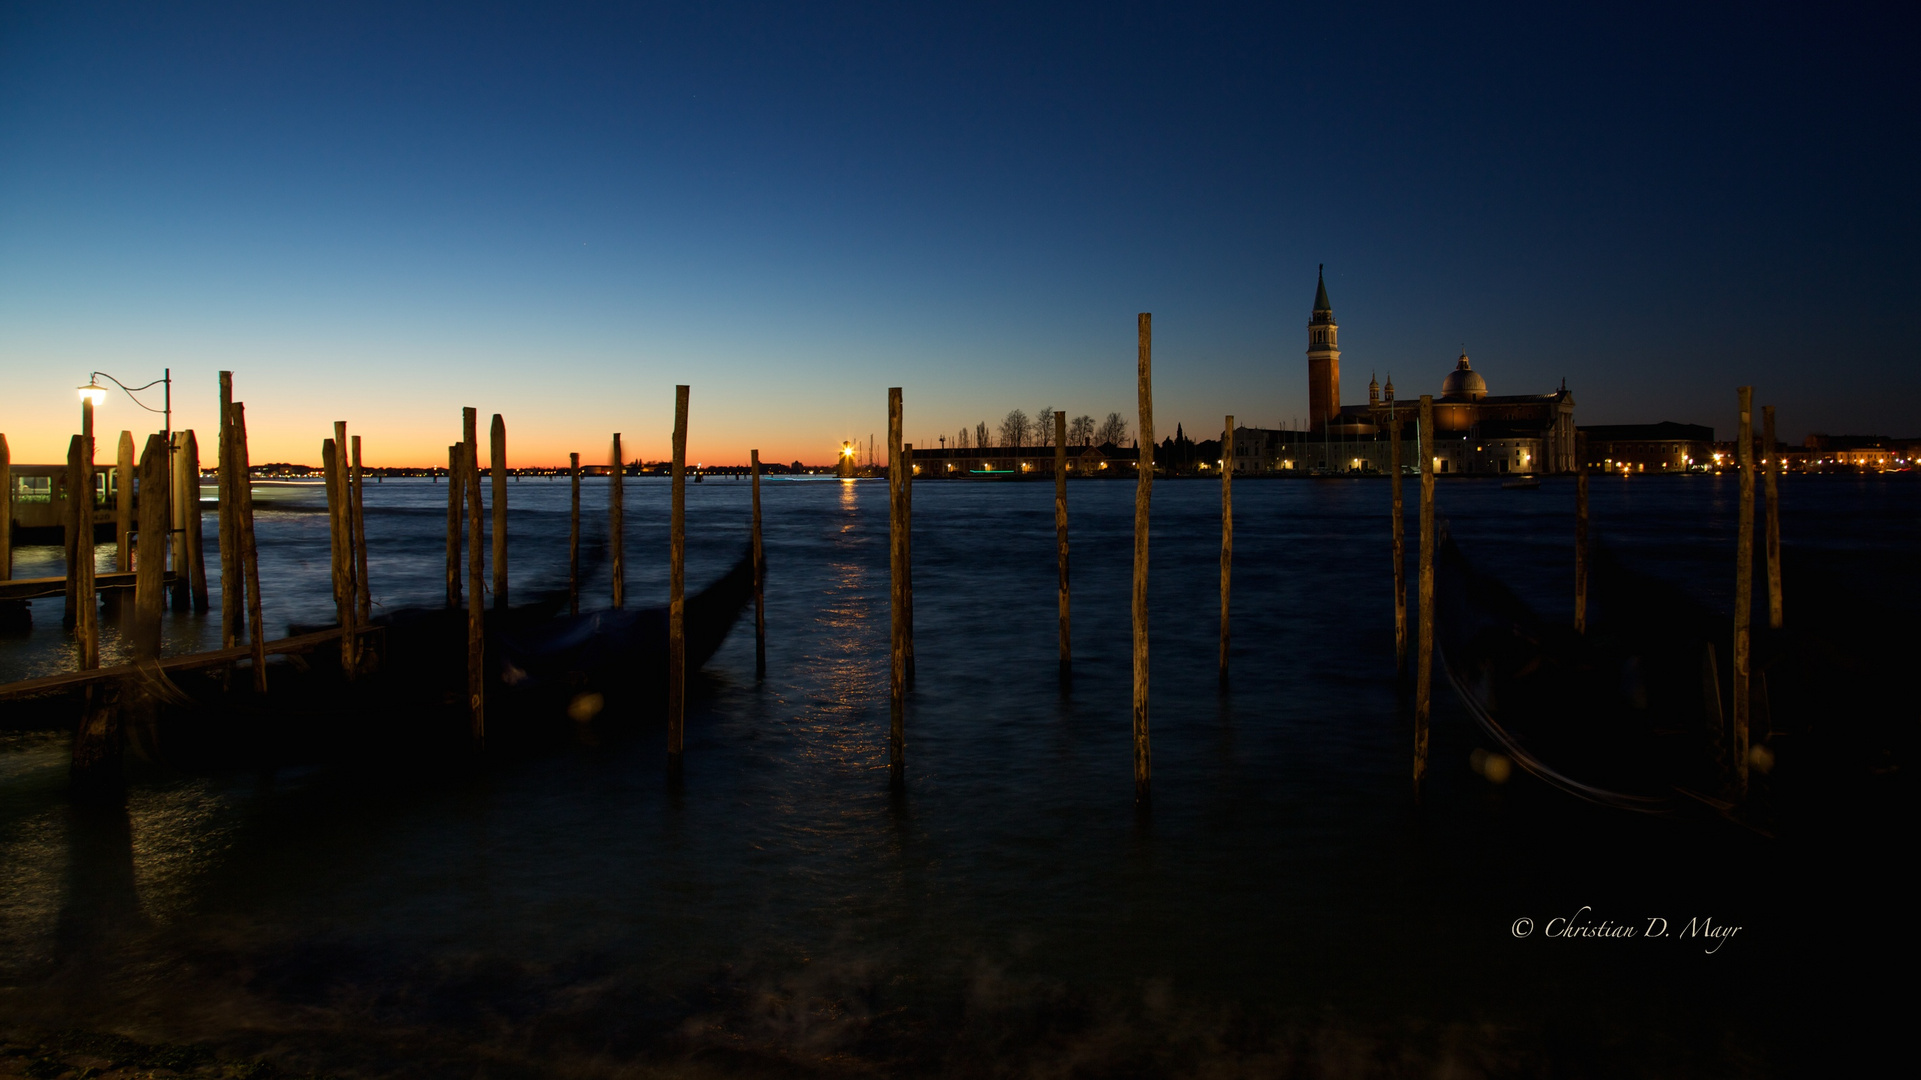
left=78, top=381, right=107, bottom=408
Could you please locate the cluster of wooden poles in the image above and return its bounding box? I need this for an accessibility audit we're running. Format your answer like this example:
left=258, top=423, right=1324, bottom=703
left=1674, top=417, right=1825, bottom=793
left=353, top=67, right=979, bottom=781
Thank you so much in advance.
left=435, top=389, right=767, bottom=764
left=42, top=399, right=225, bottom=667
left=21, top=374, right=275, bottom=791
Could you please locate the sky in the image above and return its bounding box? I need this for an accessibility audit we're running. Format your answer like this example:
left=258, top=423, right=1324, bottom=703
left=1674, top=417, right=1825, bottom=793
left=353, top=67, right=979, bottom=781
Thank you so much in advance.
left=2, top=1, right=1915, bottom=467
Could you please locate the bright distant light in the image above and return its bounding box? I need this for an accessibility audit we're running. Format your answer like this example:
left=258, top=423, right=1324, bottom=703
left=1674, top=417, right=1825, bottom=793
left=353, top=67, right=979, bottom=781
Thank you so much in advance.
left=78, top=381, right=106, bottom=407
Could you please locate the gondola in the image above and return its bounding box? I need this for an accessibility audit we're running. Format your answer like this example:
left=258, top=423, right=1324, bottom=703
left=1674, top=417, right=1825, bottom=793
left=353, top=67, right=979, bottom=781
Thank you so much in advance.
left=122, top=547, right=758, bottom=772
left=1433, top=527, right=1736, bottom=813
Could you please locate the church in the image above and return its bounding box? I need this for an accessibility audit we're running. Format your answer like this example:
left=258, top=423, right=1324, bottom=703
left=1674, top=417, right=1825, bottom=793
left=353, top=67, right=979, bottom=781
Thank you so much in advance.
left=1230, top=269, right=1577, bottom=475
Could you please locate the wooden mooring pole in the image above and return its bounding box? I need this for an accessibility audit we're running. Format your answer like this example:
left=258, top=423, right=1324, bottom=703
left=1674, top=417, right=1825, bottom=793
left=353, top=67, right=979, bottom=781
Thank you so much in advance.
left=751, top=448, right=765, bottom=677
left=446, top=443, right=463, bottom=608
left=351, top=435, right=369, bottom=624
left=71, top=423, right=98, bottom=671
left=216, top=374, right=237, bottom=637
left=168, top=431, right=190, bottom=611
left=183, top=430, right=209, bottom=612
left=888, top=387, right=906, bottom=789
left=1733, top=387, right=1754, bottom=797
left=1133, top=313, right=1154, bottom=805
left=1414, top=395, right=1435, bottom=799
left=669, top=386, right=689, bottom=768
left=69, top=404, right=112, bottom=796
left=1764, top=405, right=1782, bottom=629
left=1055, top=410, right=1069, bottom=675
left=0, top=433, right=10, bottom=581
left=1575, top=430, right=1589, bottom=634
left=117, top=430, right=136, bottom=575
left=324, top=427, right=357, bottom=672
left=1390, top=412, right=1405, bottom=672
left=133, top=432, right=169, bottom=657
left=569, top=452, right=581, bottom=617
left=463, top=408, right=485, bottom=746
left=1220, top=414, right=1233, bottom=683
left=490, top=414, right=508, bottom=611
left=611, top=434, right=624, bottom=609
left=62, top=437, right=80, bottom=629
left=903, top=440, right=914, bottom=686
left=231, top=403, right=267, bottom=691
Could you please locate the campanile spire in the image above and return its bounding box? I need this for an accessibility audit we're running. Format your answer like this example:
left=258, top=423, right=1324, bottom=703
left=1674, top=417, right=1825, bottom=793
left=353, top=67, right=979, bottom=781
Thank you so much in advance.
left=1307, top=266, right=1341, bottom=433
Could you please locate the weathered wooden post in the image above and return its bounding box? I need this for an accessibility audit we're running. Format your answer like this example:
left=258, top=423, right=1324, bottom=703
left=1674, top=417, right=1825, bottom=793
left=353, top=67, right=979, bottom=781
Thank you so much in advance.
left=668, top=386, right=689, bottom=768
left=323, top=433, right=356, bottom=672
left=569, top=452, right=581, bottom=616
left=1415, top=395, right=1435, bottom=798
left=62, top=437, right=80, bottom=629
left=1220, top=414, right=1233, bottom=683
left=216, top=373, right=238, bottom=636
left=324, top=437, right=344, bottom=602
left=611, top=433, right=625, bottom=609
left=351, top=435, right=369, bottom=624
left=70, top=430, right=99, bottom=670
left=168, top=431, right=189, bottom=611
left=888, top=388, right=907, bottom=789
left=1763, top=405, right=1782, bottom=629
left=445, top=443, right=463, bottom=608
left=464, top=408, right=485, bottom=746
left=490, top=414, right=508, bottom=610
left=0, top=432, right=10, bottom=581
left=117, top=430, right=136, bottom=574
left=1575, top=430, right=1589, bottom=634
left=1733, top=387, right=1754, bottom=797
left=133, top=432, right=170, bottom=657
left=231, top=404, right=267, bottom=691
left=1390, top=412, right=1406, bottom=671
left=751, top=448, right=765, bottom=677
left=183, top=430, right=209, bottom=612
left=903, top=440, right=915, bottom=686
left=1133, top=314, right=1154, bottom=805
left=1055, top=411, right=1070, bottom=675
left=68, top=411, right=111, bottom=797
left=334, top=425, right=359, bottom=634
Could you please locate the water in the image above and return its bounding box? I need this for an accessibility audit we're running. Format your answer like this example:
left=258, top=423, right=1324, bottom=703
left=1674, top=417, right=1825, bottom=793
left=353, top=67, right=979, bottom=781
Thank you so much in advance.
left=2, top=473, right=1914, bottom=1076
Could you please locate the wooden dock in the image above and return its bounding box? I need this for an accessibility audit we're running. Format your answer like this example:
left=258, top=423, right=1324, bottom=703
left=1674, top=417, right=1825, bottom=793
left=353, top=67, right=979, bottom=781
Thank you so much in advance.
left=0, top=570, right=178, bottom=603
left=0, top=625, right=380, bottom=702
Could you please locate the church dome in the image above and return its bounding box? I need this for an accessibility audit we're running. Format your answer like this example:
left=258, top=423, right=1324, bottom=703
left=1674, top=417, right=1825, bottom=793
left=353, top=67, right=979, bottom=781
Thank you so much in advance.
left=1441, top=352, right=1487, bottom=401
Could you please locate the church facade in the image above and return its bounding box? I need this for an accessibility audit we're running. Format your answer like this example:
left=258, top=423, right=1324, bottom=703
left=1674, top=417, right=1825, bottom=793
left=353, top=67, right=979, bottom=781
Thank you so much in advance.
left=1230, top=269, right=1577, bottom=475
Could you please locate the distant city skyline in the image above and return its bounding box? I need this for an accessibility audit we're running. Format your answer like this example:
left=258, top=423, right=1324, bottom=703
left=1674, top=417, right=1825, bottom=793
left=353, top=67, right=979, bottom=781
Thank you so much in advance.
left=3, top=2, right=1915, bottom=466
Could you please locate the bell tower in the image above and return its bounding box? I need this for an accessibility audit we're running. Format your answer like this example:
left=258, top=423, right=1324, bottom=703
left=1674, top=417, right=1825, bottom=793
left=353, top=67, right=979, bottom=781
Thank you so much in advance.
left=1306, top=265, right=1340, bottom=433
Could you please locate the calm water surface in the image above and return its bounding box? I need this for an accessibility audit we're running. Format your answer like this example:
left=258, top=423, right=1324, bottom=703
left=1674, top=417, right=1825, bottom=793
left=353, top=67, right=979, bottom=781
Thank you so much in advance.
left=2, top=473, right=1913, bottom=1076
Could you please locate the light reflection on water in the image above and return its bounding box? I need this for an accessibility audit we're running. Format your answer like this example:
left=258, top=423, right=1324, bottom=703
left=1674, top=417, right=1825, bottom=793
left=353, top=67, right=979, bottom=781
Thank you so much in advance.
left=0, top=473, right=1911, bottom=1072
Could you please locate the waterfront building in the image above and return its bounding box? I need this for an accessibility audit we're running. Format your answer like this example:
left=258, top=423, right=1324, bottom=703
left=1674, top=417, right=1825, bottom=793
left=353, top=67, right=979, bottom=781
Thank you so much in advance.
left=1266, top=270, right=1579, bottom=475
left=1579, top=422, right=1715, bottom=473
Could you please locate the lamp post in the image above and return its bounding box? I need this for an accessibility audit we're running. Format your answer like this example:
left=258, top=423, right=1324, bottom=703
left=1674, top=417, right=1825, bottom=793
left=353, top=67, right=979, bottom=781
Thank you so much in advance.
left=81, top=368, right=174, bottom=579
left=82, top=369, right=170, bottom=443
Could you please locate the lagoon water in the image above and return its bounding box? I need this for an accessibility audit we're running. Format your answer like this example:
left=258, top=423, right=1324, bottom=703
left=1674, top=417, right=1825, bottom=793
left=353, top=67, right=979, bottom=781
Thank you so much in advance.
left=2, top=473, right=1913, bottom=1075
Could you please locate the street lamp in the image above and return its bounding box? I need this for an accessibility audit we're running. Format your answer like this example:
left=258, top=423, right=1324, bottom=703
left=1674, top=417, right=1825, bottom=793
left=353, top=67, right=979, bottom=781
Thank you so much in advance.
left=83, top=369, right=171, bottom=442
left=81, top=368, right=176, bottom=567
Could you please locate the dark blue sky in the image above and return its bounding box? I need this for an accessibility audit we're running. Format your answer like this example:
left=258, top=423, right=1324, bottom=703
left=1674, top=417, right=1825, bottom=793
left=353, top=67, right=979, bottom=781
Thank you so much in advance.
left=3, top=1, right=1914, bottom=462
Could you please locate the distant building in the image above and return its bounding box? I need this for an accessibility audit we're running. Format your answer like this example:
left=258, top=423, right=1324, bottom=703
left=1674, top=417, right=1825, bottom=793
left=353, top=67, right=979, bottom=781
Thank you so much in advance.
left=6, top=463, right=117, bottom=539
left=908, top=442, right=1138, bottom=477
left=1272, top=269, right=1578, bottom=475
left=1799, top=433, right=1916, bottom=471
left=1578, top=422, right=1715, bottom=473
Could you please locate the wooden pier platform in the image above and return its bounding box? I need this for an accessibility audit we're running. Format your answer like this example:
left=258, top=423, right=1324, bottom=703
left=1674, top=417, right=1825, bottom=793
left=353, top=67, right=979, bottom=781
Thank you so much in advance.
left=0, top=570, right=178, bottom=603
left=0, top=625, right=381, bottom=702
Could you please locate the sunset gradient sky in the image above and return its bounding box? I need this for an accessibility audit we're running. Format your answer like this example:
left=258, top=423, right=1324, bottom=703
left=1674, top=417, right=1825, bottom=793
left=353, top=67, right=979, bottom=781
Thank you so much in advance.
left=3, top=2, right=1914, bottom=466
